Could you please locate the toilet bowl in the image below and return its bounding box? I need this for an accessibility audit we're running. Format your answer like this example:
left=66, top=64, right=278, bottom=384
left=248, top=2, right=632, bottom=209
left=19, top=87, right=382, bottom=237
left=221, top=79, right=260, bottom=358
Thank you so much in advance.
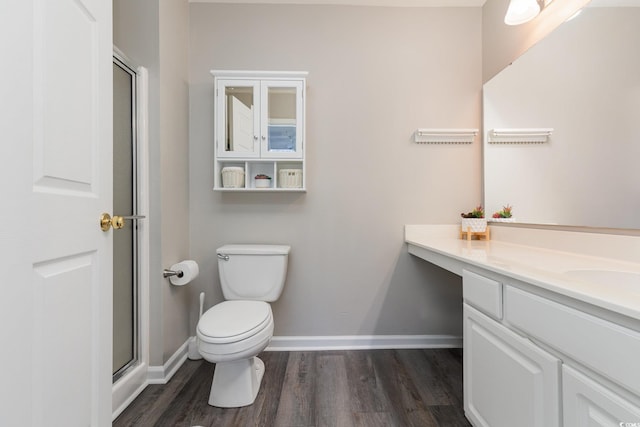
left=197, top=244, right=290, bottom=408
left=197, top=300, right=274, bottom=407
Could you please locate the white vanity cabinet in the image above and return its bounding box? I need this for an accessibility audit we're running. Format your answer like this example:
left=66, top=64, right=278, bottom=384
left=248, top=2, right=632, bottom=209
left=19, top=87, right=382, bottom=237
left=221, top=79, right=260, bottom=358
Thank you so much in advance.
left=464, top=305, right=561, bottom=427
left=212, top=70, right=307, bottom=191
left=563, top=365, right=640, bottom=427
left=462, top=268, right=640, bottom=427
left=463, top=271, right=561, bottom=427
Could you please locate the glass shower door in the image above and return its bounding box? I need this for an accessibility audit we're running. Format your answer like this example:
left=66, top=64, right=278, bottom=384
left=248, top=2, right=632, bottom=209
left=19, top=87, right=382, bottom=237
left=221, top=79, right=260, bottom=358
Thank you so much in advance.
left=112, top=58, right=138, bottom=380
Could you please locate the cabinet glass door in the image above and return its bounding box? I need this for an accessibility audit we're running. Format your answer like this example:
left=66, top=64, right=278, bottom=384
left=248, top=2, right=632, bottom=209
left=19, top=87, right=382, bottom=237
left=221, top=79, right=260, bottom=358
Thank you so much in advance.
left=261, top=81, right=303, bottom=158
left=217, top=80, right=260, bottom=158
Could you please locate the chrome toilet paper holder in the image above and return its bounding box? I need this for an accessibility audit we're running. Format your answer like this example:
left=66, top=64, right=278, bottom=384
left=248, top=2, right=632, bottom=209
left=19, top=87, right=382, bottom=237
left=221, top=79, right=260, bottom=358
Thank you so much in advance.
left=163, top=269, right=184, bottom=279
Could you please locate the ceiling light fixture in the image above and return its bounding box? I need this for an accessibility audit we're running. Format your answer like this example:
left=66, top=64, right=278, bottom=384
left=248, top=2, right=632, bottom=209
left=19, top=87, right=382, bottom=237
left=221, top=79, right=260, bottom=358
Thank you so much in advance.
left=504, top=0, right=541, bottom=26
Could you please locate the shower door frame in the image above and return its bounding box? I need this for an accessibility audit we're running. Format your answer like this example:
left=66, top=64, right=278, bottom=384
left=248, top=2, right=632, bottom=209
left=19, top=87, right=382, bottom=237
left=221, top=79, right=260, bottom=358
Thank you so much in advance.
left=111, top=48, right=150, bottom=420
left=112, top=53, right=139, bottom=383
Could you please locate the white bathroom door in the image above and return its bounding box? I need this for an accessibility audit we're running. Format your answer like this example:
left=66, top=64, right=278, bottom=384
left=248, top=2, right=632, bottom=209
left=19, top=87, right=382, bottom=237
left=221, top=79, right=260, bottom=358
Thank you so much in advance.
left=0, top=0, right=113, bottom=426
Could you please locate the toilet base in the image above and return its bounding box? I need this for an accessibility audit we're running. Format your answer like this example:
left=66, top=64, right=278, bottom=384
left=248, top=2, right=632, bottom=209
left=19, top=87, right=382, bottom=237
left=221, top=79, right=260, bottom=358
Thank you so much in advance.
left=208, top=356, right=265, bottom=408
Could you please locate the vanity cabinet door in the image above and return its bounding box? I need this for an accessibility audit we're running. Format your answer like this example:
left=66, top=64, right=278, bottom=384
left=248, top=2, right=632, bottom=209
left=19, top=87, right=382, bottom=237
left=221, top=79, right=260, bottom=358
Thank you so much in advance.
left=563, top=365, right=640, bottom=427
left=464, top=304, right=561, bottom=427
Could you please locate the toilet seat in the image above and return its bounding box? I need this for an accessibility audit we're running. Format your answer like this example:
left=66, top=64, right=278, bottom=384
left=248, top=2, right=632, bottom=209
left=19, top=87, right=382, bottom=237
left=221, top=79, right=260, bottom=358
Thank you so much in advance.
left=198, top=300, right=272, bottom=343
left=197, top=300, right=274, bottom=363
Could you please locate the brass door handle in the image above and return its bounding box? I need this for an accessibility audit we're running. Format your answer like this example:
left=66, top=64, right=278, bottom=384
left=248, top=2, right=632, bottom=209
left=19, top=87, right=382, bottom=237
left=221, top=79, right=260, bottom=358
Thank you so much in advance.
left=100, top=213, right=146, bottom=232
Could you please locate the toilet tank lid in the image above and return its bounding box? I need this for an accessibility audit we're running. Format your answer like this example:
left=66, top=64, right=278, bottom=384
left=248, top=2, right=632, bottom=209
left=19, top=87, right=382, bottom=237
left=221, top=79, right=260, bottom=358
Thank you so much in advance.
left=217, top=244, right=291, bottom=255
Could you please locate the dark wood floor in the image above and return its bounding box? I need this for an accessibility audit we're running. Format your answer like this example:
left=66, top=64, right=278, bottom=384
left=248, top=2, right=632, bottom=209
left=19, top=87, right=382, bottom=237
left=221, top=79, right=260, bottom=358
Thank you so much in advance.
left=114, top=349, right=471, bottom=427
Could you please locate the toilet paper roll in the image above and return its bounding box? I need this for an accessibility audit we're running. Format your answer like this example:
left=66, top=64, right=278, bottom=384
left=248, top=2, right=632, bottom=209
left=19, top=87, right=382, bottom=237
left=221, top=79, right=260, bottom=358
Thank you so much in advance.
left=169, top=260, right=199, bottom=286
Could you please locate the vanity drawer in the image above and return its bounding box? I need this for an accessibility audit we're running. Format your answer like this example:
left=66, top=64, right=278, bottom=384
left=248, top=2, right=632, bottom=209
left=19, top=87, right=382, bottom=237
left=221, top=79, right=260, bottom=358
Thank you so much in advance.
left=504, top=286, right=640, bottom=397
left=463, top=270, right=502, bottom=320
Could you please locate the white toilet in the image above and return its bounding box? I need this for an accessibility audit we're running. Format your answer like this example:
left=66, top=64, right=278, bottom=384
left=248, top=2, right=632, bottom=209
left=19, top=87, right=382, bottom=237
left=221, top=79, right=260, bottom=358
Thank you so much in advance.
left=196, top=244, right=290, bottom=408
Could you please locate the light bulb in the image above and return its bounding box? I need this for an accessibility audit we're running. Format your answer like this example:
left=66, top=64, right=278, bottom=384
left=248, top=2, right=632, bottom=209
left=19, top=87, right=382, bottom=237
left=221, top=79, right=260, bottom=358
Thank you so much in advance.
left=504, top=0, right=541, bottom=26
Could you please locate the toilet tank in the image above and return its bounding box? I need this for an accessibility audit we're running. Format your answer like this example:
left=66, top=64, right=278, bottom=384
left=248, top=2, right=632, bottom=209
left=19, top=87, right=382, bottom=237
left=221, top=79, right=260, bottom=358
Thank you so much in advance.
left=216, top=244, right=290, bottom=302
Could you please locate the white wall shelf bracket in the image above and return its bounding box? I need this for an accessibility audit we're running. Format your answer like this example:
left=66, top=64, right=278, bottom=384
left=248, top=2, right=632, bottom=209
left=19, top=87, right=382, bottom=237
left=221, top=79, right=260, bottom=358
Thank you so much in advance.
left=488, top=128, right=553, bottom=144
left=414, top=128, right=478, bottom=144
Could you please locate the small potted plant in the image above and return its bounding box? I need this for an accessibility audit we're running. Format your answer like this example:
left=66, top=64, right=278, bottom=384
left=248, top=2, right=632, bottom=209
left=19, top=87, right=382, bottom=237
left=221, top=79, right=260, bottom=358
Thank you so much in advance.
left=461, top=205, right=487, bottom=232
left=491, top=204, right=515, bottom=222
left=254, top=174, right=272, bottom=188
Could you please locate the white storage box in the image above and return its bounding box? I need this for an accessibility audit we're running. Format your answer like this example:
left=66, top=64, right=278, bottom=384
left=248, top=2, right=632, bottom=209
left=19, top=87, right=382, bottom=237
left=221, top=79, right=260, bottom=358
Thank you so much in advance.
left=278, top=169, right=303, bottom=188
left=221, top=167, right=245, bottom=188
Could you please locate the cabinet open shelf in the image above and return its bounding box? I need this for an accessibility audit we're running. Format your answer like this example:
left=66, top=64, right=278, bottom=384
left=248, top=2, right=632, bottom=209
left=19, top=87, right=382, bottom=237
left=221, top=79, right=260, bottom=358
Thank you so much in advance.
left=215, top=159, right=305, bottom=192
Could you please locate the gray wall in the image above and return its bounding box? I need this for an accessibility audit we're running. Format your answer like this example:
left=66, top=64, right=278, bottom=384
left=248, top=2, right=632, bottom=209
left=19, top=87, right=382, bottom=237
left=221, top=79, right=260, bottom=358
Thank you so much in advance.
left=158, top=0, right=192, bottom=364
left=188, top=4, right=482, bottom=338
left=113, top=0, right=191, bottom=365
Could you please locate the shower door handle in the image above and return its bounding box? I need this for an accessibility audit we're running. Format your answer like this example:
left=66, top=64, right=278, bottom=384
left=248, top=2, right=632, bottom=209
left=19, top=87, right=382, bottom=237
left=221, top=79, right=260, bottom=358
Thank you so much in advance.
left=100, top=213, right=146, bottom=231
left=111, top=214, right=146, bottom=230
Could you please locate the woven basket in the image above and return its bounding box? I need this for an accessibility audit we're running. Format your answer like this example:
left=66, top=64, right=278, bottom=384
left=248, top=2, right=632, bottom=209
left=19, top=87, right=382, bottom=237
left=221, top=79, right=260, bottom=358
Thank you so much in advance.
left=278, top=169, right=303, bottom=188
left=221, top=167, right=245, bottom=188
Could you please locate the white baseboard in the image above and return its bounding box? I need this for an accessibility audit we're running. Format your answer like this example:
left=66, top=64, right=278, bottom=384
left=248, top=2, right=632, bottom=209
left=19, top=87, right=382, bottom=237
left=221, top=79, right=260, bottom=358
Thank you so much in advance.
left=147, top=338, right=190, bottom=385
left=112, top=362, right=149, bottom=421
left=112, top=338, right=190, bottom=420
left=266, top=334, right=462, bottom=351
left=141, top=334, right=460, bottom=386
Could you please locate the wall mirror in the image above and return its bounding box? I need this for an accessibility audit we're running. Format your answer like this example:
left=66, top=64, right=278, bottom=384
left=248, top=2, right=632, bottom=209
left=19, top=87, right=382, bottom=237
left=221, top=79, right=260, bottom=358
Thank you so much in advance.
left=224, top=84, right=257, bottom=153
left=483, top=1, right=640, bottom=230
left=219, top=81, right=302, bottom=157
left=266, top=87, right=298, bottom=153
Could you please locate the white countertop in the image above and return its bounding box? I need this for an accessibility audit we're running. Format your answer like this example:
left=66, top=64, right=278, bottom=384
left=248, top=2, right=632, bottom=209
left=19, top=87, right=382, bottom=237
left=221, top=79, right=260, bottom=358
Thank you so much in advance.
left=405, top=225, right=640, bottom=321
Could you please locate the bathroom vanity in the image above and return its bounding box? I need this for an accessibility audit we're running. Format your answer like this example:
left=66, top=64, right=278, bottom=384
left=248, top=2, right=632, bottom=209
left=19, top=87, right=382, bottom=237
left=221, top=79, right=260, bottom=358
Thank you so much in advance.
left=405, top=225, right=640, bottom=427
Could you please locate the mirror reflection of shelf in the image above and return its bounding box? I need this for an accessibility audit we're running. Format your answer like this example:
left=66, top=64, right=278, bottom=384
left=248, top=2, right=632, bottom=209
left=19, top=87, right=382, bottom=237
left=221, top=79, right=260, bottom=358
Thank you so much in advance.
left=488, top=128, right=553, bottom=144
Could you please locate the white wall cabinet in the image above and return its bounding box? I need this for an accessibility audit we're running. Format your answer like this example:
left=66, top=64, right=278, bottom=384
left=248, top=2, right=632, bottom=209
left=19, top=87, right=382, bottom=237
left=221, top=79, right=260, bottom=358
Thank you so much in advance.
left=462, top=268, right=640, bottom=427
left=212, top=70, right=307, bottom=191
